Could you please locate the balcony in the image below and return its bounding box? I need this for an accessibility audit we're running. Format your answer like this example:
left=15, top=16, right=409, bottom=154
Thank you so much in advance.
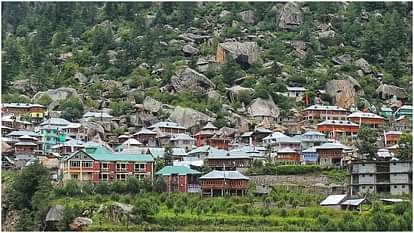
left=187, top=184, right=201, bottom=193
left=116, top=168, right=128, bottom=172
left=134, top=168, right=146, bottom=173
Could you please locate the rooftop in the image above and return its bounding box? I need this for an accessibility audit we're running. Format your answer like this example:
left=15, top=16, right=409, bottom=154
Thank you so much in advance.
left=287, top=86, right=307, bottom=91
left=156, top=166, right=201, bottom=176
left=148, top=121, right=186, bottom=130
left=320, top=194, right=347, bottom=205
left=347, top=111, right=384, bottom=119
left=133, top=128, right=157, bottom=135
left=2, top=103, right=45, bottom=109
left=305, top=105, right=347, bottom=111
left=317, top=120, right=359, bottom=126
left=83, top=111, right=113, bottom=118
left=199, top=170, right=249, bottom=180
left=40, top=118, right=72, bottom=126
left=7, top=131, right=40, bottom=137
left=169, top=133, right=195, bottom=141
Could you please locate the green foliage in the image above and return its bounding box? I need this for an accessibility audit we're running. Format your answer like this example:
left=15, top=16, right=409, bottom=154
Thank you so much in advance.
left=132, top=198, right=160, bottom=223
left=35, top=94, right=53, bottom=106
left=57, top=204, right=82, bottom=231
left=60, top=97, right=84, bottom=121
left=220, top=56, right=244, bottom=86
left=164, top=145, right=173, bottom=166
left=110, top=101, right=133, bottom=116
left=247, top=164, right=325, bottom=176
left=398, top=132, right=413, bottom=160
left=356, top=126, right=378, bottom=159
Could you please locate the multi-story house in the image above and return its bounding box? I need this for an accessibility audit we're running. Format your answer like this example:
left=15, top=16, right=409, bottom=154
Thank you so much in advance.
left=347, top=111, right=386, bottom=128
left=295, top=131, right=330, bottom=149
left=240, top=128, right=273, bottom=146
left=206, top=149, right=252, bottom=171
left=40, top=118, right=82, bottom=152
left=132, top=128, right=157, bottom=146
left=60, top=145, right=154, bottom=182
left=317, top=120, right=359, bottom=140
left=169, top=133, right=195, bottom=151
left=263, top=132, right=301, bottom=151
left=155, top=166, right=201, bottom=193
left=275, top=147, right=300, bottom=163
left=384, top=131, right=402, bottom=147
left=199, top=170, right=249, bottom=196
left=1, top=103, right=46, bottom=123
left=317, top=142, right=346, bottom=167
left=82, top=111, right=114, bottom=122
left=194, top=122, right=218, bottom=147
left=303, top=105, right=349, bottom=121
left=348, top=160, right=412, bottom=196
left=148, top=121, right=186, bottom=136
left=283, top=86, right=307, bottom=102
left=301, top=146, right=319, bottom=164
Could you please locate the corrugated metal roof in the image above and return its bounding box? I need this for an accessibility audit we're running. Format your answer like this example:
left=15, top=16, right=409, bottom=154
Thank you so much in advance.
left=156, top=165, right=201, bottom=176
left=202, top=122, right=218, bottom=130
left=7, top=131, right=40, bottom=137
left=341, top=199, right=365, bottom=206
left=188, top=145, right=210, bottom=155
left=45, top=205, right=64, bottom=222
left=148, top=121, right=186, bottom=130
left=320, top=194, right=347, bottom=205
left=347, top=111, right=384, bottom=119
left=15, top=142, right=38, bottom=146
left=305, top=105, right=347, bottom=111
left=317, top=120, right=359, bottom=126
left=287, top=86, right=307, bottom=91
left=199, top=170, right=249, bottom=180
left=40, top=118, right=71, bottom=126
left=133, top=128, right=157, bottom=135
left=169, top=133, right=195, bottom=141
left=317, top=142, right=346, bottom=150
left=83, top=111, right=113, bottom=118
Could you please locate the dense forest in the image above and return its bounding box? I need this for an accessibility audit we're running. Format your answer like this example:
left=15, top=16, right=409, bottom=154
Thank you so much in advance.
left=2, top=2, right=412, bottom=125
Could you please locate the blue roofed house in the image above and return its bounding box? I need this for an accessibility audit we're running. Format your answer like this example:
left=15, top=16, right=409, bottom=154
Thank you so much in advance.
left=301, top=146, right=319, bottom=164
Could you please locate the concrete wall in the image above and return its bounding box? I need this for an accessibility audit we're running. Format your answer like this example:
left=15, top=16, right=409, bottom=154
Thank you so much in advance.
left=358, top=174, right=375, bottom=184
left=354, top=163, right=376, bottom=173
left=390, top=173, right=409, bottom=184
left=390, top=184, right=410, bottom=195
left=359, top=185, right=375, bottom=194
left=390, top=162, right=411, bottom=173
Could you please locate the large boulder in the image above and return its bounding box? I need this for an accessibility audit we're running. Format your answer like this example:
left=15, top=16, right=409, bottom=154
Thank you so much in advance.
left=182, top=44, right=199, bottom=56
left=239, top=10, right=256, bottom=24
left=12, top=79, right=34, bottom=94
left=74, top=72, right=89, bottom=83
left=331, top=54, right=352, bottom=65
left=225, top=85, right=255, bottom=103
left=142, top=96, right=162, bottom=113
left=32, top=87, right=80, bottom=110
left=216, top=42, right=260, bottom=66
left=278, top=2, right=304, bottom=30
left=354, top=58, right=371, bottom=74
left=168, top=106, right=211, bottom=129
left=80, top=121, right=106, bottom=139
left=325, top=76, right=364, bottom=109
left=376, top=84, right=407, bottom=100
left=170, top=67, right=215, bottom=92
left=247, top=98, right=280, bottom=119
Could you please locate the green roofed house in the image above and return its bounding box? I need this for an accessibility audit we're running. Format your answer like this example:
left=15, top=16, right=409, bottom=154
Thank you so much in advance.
left=156, top=165, right=201, bottom=193
left=60, top=144, right=154, bottom=183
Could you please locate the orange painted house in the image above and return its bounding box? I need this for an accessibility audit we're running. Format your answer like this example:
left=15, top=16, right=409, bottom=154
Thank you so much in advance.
left=317, top=120, right=359, bottom=137
left=384, top=131, right=402, bottom=147
left=347, top=111, right=386, bottom=128
left=275, top=147, right=300, bottom=163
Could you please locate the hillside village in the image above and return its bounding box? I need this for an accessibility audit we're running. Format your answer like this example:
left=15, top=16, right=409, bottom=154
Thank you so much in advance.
left=1, top=1, right=413, bottom=232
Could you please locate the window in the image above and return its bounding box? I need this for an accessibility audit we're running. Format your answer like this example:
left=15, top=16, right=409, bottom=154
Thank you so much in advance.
left=82, top=161, right=93, bottom=168
left=100, top=174, right=109, bottom=181
left=101, top=163, right=108, bottom=170
left=362, top=186, right=365, bottom=189
left=116, top=163, right=128, bottom=171
left=135, top=163, right=145, bottom=172
left=117, top=174, right=127, bottom=181
left=394, top=185, right=397, bottom=188
left=70, top=161, right=80, bottom=167
left=135, top=174, right=146, bottom=181
left=369, top=186, right=373, bottom=189
left=72, top=174, right=78, bottom=180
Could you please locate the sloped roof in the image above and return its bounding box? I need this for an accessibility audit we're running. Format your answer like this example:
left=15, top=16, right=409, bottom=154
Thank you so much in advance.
left=18, top=135, right=38, bottom=140
left=188, top=145, right=210, bottom=155
left=133, top=128, right=157, bottom=135
left=320, top=194, right=347, bottom=205
left=317, top=142, right=346, bottom=150
left=277, top=147, right=297, bottom=153
left=305, top=105, right=347, bottom=111
left=40, top=118, right=71, bottom=126
left=199, top=170, right=249, bottom=180
left=148, top=121, right=186, bottom=130
left=302, top=147, right=317, bottom=153
left=15, top=142, right=38, bottom=146
left=263, top=132, right=300, bottom=143
left=347, top=111, right=384, bottom=119
left=83, top=111, right=113, bottom=118
left=156, top=166, right=201, bottom=176
left=7, top=131, right=40, bottom=137
left=65, top=146, right=153, bottom=162
left=169, top=133, right=195, bottom=141
left=122, top=138, right=142, bottom=145
left=317, top=120, right=359, bottom=126
left=341, top=199, right=366, bottom=206
left=202, top=122, right=218, bottom=130
left=287, top=86, right=306, bottom=91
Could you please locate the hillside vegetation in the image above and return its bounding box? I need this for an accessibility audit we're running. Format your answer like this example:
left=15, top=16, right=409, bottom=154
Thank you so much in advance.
left=2, top=2, right=412, bottom=125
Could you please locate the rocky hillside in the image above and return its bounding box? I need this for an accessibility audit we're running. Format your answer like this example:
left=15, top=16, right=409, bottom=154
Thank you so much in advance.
left=2, top=2, right=412, bottom=131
